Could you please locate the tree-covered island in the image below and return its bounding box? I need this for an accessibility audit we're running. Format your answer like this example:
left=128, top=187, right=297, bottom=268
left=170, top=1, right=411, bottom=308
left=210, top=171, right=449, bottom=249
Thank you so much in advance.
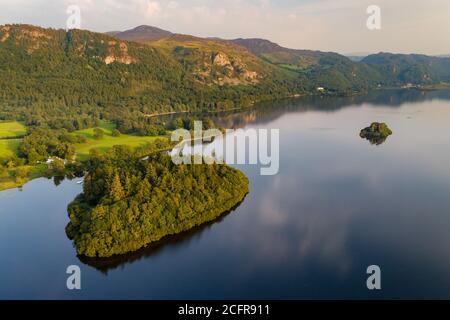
left=66, top=146, right=249, bottom=257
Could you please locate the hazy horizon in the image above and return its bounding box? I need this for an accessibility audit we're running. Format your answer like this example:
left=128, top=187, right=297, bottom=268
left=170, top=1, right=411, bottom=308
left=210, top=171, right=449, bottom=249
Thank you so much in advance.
left=1, top=0, right=449, bottom=56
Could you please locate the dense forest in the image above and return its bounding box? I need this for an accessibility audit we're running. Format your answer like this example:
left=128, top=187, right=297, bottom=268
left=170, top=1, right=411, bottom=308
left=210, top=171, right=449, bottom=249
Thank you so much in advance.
left=1, top=24, right=449, bottom=137
left=0, top=24, right=300, bottom=134
left=66, top=148, right=249, bottom=257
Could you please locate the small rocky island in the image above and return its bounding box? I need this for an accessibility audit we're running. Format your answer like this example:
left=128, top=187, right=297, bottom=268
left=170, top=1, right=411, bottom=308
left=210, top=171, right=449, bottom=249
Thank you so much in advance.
left=360, top=122, right=393, bottom=145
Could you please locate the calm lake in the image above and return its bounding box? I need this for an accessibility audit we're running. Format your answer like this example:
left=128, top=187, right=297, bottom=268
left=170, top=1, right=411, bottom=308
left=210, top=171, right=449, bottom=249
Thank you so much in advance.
left=1, top=89, right=450, bottom=299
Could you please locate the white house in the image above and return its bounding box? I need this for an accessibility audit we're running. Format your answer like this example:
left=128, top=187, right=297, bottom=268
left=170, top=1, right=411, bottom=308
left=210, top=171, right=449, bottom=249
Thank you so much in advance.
left=45, top=157, right=67, bottom=169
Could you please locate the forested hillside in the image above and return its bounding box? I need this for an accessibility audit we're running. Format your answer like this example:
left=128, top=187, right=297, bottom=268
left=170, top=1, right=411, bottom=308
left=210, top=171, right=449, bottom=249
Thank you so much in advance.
left=232, top=38, right=450, bottom=92
left=362, top=53, right=450, bottom=85
left=1, top=24, right=449, bottom=134
left=0, top=24, right=300, bottom=133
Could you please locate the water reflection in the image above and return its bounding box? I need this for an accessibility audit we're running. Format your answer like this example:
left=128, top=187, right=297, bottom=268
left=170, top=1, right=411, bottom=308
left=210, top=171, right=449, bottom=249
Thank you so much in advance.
left=2, top=89, right=450, bottom=299
left=76, top=197, right=247, bottom=273
left=209, top=89, right=450, bottom=129
left=158, top=89, right=450, bottom=130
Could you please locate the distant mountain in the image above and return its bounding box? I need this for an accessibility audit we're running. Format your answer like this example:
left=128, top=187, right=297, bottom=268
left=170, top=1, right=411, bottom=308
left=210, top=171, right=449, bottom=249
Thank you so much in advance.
left=106, top=27, right=292, bottom=88
left=231, top=38, right=450, bottom=89
left=0, top=24, right=300, bottom=130
left=230, top=38, right=381, bottom=92
left=2, top=23, right=450, bottom=132
left=110, top=25, right=173, bottom=42
left=231, top=38, right=349, bottom=68
left=347, top=56, right=367, bottom=62
left=362, top=53, right=450, bottom=84
left=345, top=52, right=372, bottom=62
left=105, top=31, right=121, bottom=37
left=231, top=38, right=292, bottom=55
left=108, top=27, right=450, bottom=91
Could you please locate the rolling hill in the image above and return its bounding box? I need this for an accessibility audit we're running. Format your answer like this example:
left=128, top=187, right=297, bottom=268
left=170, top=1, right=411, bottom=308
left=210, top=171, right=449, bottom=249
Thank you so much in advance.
left=231, top=37, right=450, bottom=90
left=1, top=23, right=450, bottom=133
left=111, top=25, right=173, bottom=42
left=109, top=26, right=295, bottom=87
left=231, top=38, right=383, bottom=92
left=109, top=27, right=381, bottom=93
left=362, top=52, right=450, bottom=85
left=110, top=26, right=450, bottom=91
left=0, top=24, right=300, bottom=130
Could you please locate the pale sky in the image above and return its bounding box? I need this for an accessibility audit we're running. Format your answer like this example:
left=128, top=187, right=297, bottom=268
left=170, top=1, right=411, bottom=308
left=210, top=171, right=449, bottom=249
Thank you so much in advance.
left=1, top=0, right=449, bottom=55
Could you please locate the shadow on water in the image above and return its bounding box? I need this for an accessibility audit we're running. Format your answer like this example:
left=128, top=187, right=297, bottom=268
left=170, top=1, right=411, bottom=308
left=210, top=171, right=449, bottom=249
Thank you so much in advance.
left=76, top=195, right=248, bottom=274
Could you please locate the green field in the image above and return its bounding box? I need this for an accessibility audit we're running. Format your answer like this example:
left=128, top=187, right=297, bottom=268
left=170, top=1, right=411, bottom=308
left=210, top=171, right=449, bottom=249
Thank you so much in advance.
left=0, top=139, right=21, bottom=158
left=0, top=122, right=26, bottom=160
left=0, top=120, right=167, bottom=162
left=0, top=120, right=168, bottom=191
left=73, top=121, right=167, bottom=160
left=0, top=121, right=27, bottom=138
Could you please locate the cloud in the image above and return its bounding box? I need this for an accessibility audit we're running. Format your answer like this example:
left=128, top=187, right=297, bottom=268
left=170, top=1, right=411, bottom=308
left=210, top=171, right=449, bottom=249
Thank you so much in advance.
left=146, top=1, right=161, bottom=16
left=167, top=1, right=178, bottom=10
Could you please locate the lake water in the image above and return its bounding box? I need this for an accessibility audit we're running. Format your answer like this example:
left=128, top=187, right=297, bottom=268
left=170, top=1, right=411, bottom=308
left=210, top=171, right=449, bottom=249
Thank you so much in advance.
left=1, top=89, right=450, bottom=299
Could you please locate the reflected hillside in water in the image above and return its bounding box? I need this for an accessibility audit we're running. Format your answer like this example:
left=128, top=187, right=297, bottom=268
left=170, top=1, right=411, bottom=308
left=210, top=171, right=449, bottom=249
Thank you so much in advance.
left=209, top=89, right=450, bottom=129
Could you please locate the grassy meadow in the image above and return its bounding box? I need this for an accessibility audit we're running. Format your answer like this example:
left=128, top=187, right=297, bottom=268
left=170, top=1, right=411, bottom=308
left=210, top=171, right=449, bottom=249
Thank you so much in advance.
left=0, top=121, right=26, bottom=160
left=72, top=121, right=167, bottom=160
left=0, top=121, right=27, bottom=138
left=0, top=139, right=21, bottom=158
left=0, top=120, right=167, bottom=191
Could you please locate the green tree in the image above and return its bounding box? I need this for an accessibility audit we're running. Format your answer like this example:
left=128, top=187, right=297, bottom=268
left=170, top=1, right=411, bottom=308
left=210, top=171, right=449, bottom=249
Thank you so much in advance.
left=6, top=160, right=15, bottom=169
left=203, top=119, right=215, bottom=130
left=93, top=128, right=104, bottom=140
left=66, top=152, right=249, bottom=257
left=109, top=174, right=125, bottom=202
left=52, top=158, right=66, bottom=175
left=27, top=149, right=41, bottom=164
left=14, top=167, right=29, bottom=184
left=172, top=118, right=184, bottom=129
left=111, top=129, right=121, bottom=137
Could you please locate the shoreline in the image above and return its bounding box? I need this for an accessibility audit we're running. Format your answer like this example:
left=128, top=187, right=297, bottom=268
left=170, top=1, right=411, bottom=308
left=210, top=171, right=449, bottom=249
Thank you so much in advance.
left=2, top=85, right=450, bottom=193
